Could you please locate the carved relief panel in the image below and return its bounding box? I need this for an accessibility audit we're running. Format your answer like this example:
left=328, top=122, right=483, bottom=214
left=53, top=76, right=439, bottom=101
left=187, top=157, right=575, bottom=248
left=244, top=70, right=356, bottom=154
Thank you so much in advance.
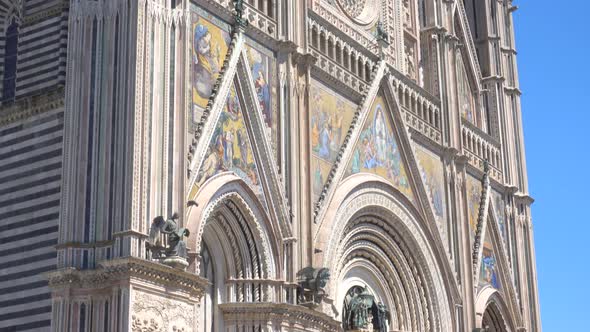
left=131, top=291, right=196, bottom=332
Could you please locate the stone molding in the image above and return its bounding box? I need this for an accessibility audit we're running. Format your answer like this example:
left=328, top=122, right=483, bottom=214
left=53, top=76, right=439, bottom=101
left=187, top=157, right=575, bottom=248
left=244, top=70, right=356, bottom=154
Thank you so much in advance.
left=219, top=303, right=341, bottom=331
left=46, top=257, right=208, bottom=298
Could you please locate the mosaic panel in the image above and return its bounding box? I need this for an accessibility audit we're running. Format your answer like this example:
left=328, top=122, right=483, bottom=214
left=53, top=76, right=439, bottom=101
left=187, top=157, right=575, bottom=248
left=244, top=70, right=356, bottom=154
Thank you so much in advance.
left=310, top=79, right=357, bottom=202
left=414, top=145, right=446, bottom=221
left=457, top=56, right=479, bottom=127
left=245, top=39, right=278, bottom=158
left=479, top=231, right=501, bottom=289
left=191, top=84, right=266, bottom=207
left=345, top=95, right=415, bottom=202
left=191, top=7, right=230, bottom=130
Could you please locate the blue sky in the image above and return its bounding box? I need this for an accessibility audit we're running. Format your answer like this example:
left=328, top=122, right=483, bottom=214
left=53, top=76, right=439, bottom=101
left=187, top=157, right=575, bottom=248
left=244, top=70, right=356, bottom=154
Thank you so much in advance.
left=514, top=0, right=590, bottom=329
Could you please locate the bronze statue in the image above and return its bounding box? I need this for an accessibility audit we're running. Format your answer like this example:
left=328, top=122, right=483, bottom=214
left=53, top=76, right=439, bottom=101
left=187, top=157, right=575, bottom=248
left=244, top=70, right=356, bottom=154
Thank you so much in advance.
left=343, top=286, right=390, bottom=332
left=296, top=267, right=330, bottom=306
left=147, top=212, right=190, bottom=261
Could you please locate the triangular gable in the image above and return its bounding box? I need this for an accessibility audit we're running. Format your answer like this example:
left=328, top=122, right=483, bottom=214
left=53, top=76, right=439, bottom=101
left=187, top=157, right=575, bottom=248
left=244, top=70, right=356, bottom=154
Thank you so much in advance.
left=310, top=79, right=357, bottom=203
left=190, top=83, right=267, bottom=210
left=314, top=65, right=449, bottom=227
left=343, top=92, right=416, bottom=203
left=476, top=208, right=523, bottom=325
left=187, top=42, right=292, bottom=239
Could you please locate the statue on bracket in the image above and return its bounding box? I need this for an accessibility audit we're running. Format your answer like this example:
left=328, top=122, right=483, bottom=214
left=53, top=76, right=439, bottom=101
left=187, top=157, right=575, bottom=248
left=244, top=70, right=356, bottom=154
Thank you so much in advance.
left=147, top=212, right=191, bottom=270
left=342, top=286, right=390, bottom=332
left=296, top=267, right=330, bottom=307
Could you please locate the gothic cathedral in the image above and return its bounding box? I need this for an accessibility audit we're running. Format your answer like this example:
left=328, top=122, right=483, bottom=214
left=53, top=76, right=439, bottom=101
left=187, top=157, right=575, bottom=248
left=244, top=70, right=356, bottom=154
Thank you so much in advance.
left=0, top=0, right=540, bottom=331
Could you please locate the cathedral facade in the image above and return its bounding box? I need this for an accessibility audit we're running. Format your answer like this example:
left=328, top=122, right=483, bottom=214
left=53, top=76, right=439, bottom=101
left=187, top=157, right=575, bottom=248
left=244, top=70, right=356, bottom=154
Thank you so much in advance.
left=0, top=0, right=541, bottom=331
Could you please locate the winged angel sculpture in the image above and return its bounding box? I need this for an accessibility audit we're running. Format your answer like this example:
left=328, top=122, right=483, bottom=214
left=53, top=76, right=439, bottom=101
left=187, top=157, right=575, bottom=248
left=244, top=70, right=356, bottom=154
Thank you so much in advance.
left=147, top=212, right=190, bottom=268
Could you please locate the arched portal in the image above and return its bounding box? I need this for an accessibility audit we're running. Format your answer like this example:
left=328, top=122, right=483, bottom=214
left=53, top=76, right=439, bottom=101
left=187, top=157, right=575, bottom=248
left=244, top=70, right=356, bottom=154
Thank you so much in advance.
left=481, top=303, right=509, bottom=332
left=475, top=287, right=516, bottom=332
left=185, top=173, right=283, bottom=331
left=315, top=174, right=456, bottom=332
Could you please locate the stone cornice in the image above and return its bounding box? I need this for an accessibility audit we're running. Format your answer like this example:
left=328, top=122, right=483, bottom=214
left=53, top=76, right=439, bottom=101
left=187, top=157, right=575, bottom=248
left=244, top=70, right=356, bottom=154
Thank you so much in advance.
left=0, top=87, right=65, bottom=126
left=45, top=257, right=208, bottom=298
left=504, top=86, right=522, bottom=96
left=513, top=193, right=534, bottom=205
left=219, top=303, right=341, bottom=331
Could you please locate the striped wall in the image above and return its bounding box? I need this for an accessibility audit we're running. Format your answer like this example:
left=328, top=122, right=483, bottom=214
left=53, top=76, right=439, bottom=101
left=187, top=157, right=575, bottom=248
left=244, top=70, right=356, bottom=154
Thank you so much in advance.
left=0, top=0, right=68, bottom=102
left=0, top=108, right=63, bottom=332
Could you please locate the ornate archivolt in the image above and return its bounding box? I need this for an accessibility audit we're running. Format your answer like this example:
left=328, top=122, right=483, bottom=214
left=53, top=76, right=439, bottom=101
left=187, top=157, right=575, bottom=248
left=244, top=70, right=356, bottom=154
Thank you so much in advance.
left=474, top=287, right=516, bottom=332
left=185, top=175, right=280, bottom=281
left=315, top=177, right=458, bottom=331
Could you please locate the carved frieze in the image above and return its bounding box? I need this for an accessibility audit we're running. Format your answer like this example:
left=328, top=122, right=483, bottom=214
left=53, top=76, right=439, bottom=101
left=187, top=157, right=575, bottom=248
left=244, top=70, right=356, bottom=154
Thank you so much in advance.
left=132, top=291, right=195, bottom=332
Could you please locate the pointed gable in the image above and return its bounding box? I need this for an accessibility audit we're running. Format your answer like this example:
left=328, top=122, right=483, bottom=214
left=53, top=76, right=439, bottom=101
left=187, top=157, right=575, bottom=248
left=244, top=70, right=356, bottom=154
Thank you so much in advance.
left=344, top=93, right=415, bottom=203
left=191, top=83, right=267, bottom=207
left=310, top=79, right=357, bottom=203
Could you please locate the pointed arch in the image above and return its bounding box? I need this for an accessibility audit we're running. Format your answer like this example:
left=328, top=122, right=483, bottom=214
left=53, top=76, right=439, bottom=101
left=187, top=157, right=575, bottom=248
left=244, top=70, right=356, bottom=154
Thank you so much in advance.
left=186, top=173, right=282, bottom=282
left=186, top=173, right=285, bottom=331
